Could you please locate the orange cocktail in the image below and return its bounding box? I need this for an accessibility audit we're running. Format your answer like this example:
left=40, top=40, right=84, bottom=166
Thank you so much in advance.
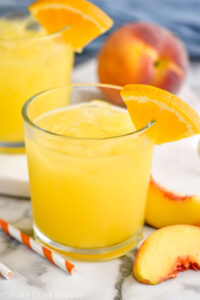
left=0, top=0, right=112, bottom=151
left=0, top=4, right=73, bottom=151
left=23, top=84, right=154, bottom=260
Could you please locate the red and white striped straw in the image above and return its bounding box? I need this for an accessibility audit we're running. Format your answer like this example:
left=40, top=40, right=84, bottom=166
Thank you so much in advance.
left=0, top=219, right=77, bottom=275
left=0, top=262, right=13, bottom=280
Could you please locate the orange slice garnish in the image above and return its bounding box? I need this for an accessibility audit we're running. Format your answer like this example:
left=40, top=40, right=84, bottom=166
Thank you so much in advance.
left=29, top=0, right=113, bottom=51
left=120, top=84, right=200, bottom=144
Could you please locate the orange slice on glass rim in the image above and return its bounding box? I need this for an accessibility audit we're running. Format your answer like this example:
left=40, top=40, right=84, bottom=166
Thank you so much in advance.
left=120, top=84, right=200, bottom=144
left=29, top=0, right=113, bottom=51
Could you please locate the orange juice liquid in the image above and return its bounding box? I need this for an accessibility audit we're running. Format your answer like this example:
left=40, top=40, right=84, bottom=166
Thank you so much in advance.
left=26, top=101, right=153, bottom=258
left=0, top=17, right=73, bottom=145
left=25, top=101, right=154, bottom=256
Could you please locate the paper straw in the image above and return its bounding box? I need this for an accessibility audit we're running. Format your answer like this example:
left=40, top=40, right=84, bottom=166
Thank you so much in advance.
left=0, top=262, right=13, bottom=280
left=0, top=219, right=77, bottom=275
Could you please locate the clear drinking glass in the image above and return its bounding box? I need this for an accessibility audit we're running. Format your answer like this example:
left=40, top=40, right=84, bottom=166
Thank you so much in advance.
left=22, top=83, right=155, bottom=260
left=0, top=1, right=74, bottom=151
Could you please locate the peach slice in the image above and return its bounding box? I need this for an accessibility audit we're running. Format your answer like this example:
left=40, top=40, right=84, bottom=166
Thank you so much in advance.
left=133, top=225, right=200, bottom=285
left=145, top=177, right=200, bottom=228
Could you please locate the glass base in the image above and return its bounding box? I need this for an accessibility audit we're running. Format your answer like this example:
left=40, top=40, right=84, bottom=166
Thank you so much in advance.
left=34, top=224, right=143, bottom=261
left=0, top=141, right=25, bottom=153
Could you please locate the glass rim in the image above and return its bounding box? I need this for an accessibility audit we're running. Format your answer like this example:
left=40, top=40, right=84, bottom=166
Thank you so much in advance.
left=0, top=25, right=70, bottom=43
left=0, top=7, right=71, bottom=43
left=22, top=83, right=155, bottom=141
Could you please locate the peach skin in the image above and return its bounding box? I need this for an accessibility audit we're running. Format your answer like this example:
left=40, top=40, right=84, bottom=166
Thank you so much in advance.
left=145, top=177, right=200, bottom=228
left=133, top=225, right=200, bottom=285
left=98, top=22, right=189, bottom=106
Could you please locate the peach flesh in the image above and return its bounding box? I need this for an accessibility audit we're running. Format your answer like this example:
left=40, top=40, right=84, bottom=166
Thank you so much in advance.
left=145, top=177, right=200, bottom=228
left=133, top=225, right=200, bottom=285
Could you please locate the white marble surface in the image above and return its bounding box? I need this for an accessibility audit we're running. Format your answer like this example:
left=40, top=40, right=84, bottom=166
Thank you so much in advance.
left=1, top=200, right=200, bottom=300
left=0, top=60, right=200, bottom=299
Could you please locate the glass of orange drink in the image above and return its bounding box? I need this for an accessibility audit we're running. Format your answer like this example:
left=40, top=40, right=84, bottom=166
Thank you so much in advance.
left=22, top=84, right=155, bottom=260
left=0, top=1, right=74, bottom=151
left=0, top=0, right=112, bottom=152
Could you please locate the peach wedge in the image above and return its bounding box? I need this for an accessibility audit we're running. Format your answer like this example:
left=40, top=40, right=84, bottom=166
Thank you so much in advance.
left=133, top=225, right=200, bottom=285
left=145, top=177, right=200, bottom=228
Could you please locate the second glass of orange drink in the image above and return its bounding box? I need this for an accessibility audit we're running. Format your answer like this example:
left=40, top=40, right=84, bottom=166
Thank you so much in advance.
left=0, top=0, right=112, bottom=151
left=0, top=1, right=74, bottom=151
left=23, top=84, right=155, bottom=260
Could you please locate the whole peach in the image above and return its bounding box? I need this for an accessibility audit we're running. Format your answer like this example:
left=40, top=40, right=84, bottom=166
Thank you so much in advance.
left=98, top=22, right=189, bottom=105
